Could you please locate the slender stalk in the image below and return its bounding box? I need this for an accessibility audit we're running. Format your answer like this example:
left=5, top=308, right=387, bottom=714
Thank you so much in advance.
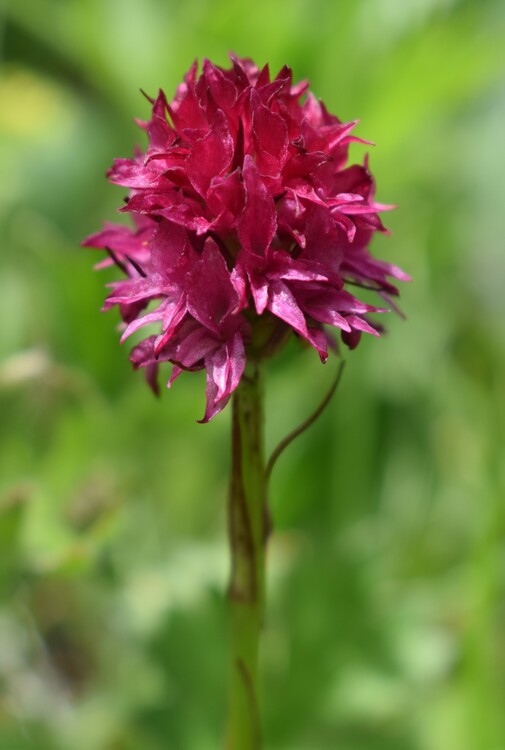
left=225, top=362, right=268, bottom=750
left=265, top=360, right=345, bottom=480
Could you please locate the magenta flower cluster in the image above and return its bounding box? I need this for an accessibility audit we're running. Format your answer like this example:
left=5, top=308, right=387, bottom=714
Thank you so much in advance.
left=84, top=55, right=408, bottom=421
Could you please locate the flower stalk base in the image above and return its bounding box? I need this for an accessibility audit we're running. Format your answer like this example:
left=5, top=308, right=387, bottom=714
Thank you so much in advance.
left=225, top=363, right=268, bottom=750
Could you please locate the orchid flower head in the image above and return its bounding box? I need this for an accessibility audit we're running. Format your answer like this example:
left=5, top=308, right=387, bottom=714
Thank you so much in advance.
left=83, top=55, right=409, bottom=421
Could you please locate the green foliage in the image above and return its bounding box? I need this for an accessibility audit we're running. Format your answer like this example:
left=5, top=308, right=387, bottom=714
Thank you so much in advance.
left=1, top=0, right=504, bottom=747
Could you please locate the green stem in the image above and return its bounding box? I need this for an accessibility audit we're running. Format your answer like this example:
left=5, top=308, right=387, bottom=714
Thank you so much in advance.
left=225, top=362, right=268, bottom=750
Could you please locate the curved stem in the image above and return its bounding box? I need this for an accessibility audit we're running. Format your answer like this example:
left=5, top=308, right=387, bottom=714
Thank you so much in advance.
left=225, top=363, right=268, bottom=750
left=265, top=360, right=345, bottom=481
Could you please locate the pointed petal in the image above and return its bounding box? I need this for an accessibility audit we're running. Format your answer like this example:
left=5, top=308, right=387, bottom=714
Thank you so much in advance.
left=199, top=331, right=245, bottom=422
left=186, top=239, right=239, bottom=333
left=237, top=155, right=277, bottom=257
left=186, top=109, right=234, bottom=197
left=251, top=89, right=289, bottom=164
left=202, top=59, right=238, bottom=110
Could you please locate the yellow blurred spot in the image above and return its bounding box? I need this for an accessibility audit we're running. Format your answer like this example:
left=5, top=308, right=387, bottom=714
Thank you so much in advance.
left=0, top=348, right=51, bottom=386
left=0, top=67, right=70, bottom=137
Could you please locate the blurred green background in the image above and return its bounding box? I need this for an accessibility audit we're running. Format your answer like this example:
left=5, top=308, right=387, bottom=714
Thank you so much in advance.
left=1, top=1, right=505, bottom=748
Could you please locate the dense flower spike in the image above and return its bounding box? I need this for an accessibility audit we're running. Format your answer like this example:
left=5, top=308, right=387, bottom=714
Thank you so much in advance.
left=83, top=55, right=409, bottom=421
